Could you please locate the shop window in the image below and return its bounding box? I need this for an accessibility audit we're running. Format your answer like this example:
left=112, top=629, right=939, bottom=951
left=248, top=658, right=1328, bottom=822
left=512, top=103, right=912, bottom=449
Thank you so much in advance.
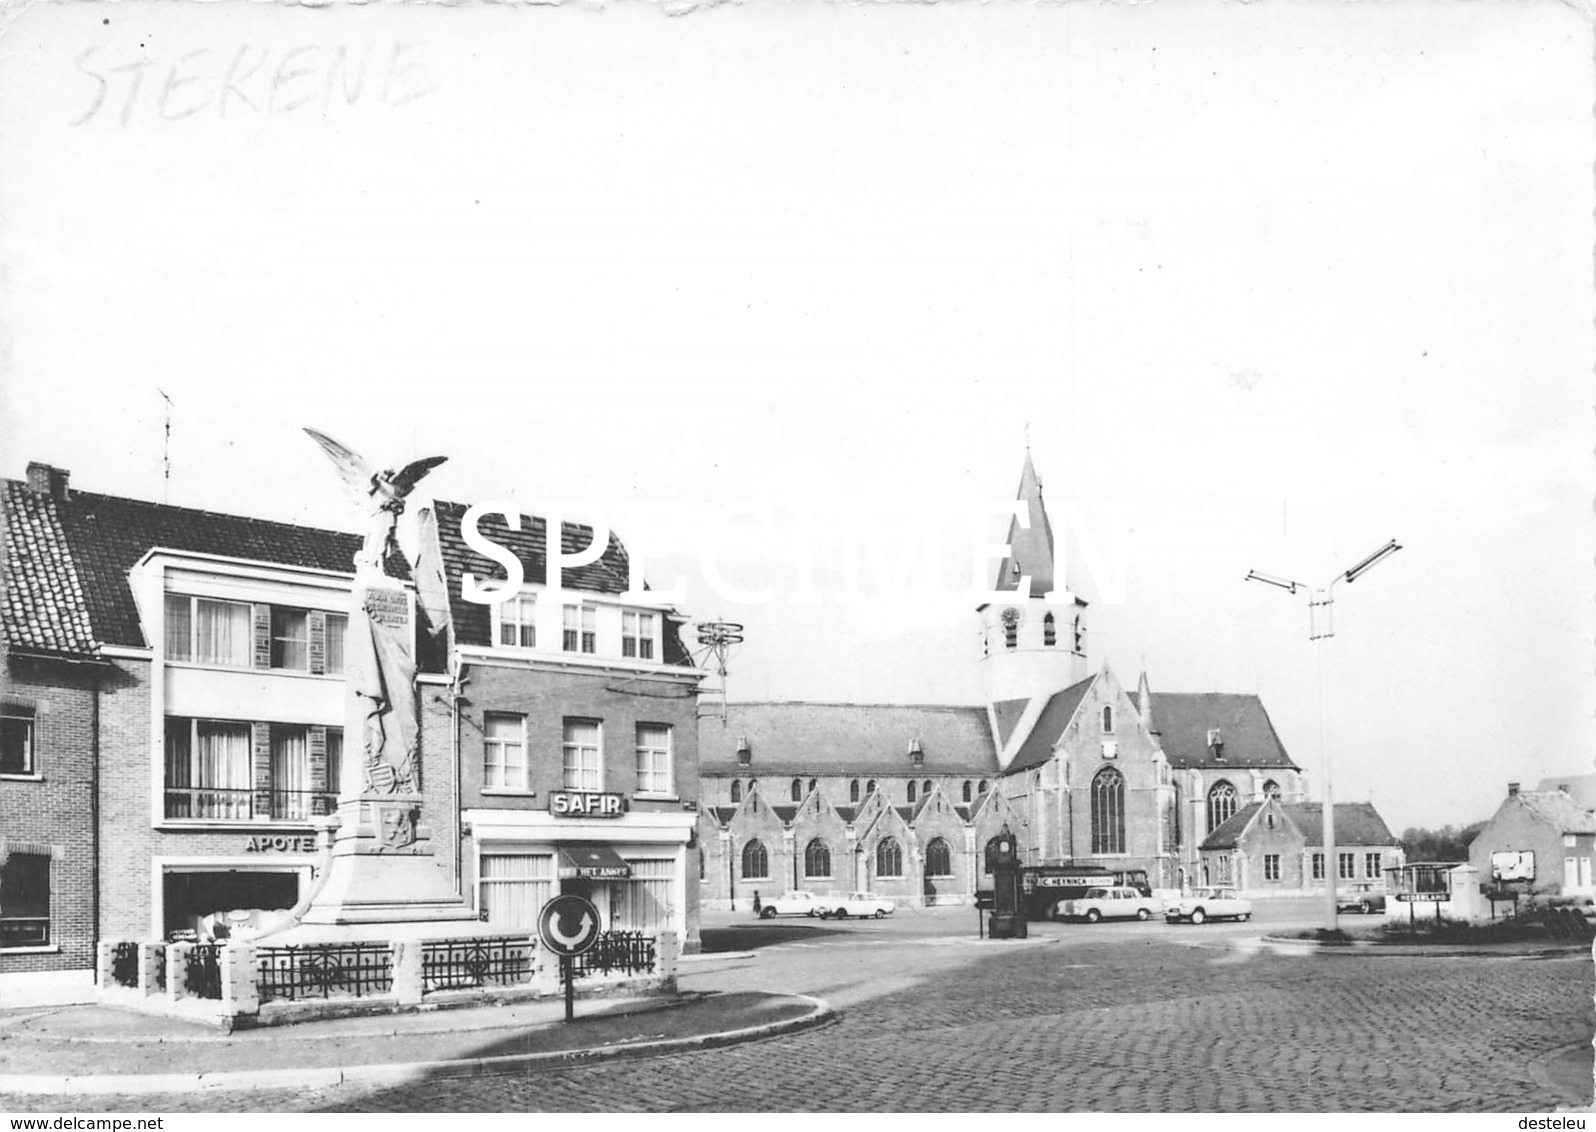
left=850, top=780, right=860, bottom=803
left=622, top=611, right=656, bottom=660
left=0, top=851, right=50, bottom=948
left=478, top=853, right=553, bottom=930
left=1365, top=853, right=1382, bottom=879
left=562, top=719, right=602, bottom=791
left=1091, top=767, right=1126, bottom=855
left=635, top=724, right=672, bottom=796
left=730, top=780, right=742, bottom=803
left=1, top=704, right=35, bottom=776
left=270, top=607, right=310, bottom=670
left=484, top=713, right=528, bottom=790
left=324, top=613, right=347, bottom=675
left=1264, top=854, right=1281, bottom=882
left=1338, top=852, right=1356, bottom=880
left=925, top=837, right=953, bottom=878
left=876, top=837, right=904, bottom=878
left=498, top=594, right=537, bottom=649
left=1207, top=780, right=1238, bottom=832
left=613, top=858, right=673, bottom=934
left=907, top=781, right=917, bottom=803
left=741, top=839, right=769, bottom=881
left=804, top=839, right=832, bottom=879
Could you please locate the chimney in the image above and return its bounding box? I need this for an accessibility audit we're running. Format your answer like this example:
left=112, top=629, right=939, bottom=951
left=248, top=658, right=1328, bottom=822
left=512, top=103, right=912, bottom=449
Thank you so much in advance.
left=25, top=462, right=69, bottom=501
left=1508, top=782, right=1519, bottom=796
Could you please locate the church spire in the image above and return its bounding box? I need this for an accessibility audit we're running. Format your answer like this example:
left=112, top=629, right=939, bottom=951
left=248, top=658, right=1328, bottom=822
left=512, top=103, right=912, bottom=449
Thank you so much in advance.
left=995, top=451, right=1056, bottom=598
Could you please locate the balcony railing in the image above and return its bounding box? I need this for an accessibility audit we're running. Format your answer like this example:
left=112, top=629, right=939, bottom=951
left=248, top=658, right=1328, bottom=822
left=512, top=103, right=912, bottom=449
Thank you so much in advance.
left=164, top=787, right=338, bottom=822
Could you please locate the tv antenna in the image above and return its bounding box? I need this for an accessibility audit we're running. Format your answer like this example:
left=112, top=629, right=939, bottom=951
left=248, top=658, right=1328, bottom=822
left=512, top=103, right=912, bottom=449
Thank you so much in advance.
left=692, top=619, right=744, bottom=725
left=156, top=388, right=174, bottom=502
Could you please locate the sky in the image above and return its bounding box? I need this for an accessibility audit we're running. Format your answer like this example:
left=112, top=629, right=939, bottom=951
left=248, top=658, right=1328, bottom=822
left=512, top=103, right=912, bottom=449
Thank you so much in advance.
left=1, top=0, right=1591, bottom=833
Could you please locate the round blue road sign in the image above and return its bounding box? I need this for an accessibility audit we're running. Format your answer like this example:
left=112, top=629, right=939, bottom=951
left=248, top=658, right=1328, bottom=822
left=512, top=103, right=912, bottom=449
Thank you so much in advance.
left=538, top=894, right=602, bottom=956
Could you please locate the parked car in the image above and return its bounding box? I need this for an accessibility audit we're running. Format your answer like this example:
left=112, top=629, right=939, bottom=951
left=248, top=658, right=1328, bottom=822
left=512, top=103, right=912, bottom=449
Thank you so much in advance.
left=1336, top=882, right=1388, bottom=914
left=1165, top=886, right=1253, bottom=925
left=758, top=890, right=828, bottom=918
left=1056, top=886, right=1163, bottom=923
left=823, top=892, right=896, bottom=919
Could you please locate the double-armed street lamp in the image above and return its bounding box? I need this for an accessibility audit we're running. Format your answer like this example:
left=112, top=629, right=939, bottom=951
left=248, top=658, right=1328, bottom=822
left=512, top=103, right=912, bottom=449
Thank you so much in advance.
left=1246, top=538, right=1402, bottom=932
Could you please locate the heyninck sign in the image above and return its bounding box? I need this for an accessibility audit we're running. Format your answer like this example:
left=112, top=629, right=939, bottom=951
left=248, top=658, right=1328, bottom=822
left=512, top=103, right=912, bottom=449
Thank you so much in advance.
left=550, top=791, right=626, bottom=817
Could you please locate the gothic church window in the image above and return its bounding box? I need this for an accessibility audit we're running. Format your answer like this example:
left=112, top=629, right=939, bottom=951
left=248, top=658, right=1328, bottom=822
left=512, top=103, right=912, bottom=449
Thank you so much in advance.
left=741, top=839, right=769, bottom=880
left=791, top=779, right=802, bottom=802
left=876, top=837, right=904, bottom=878
left=804, top=839, right=831, bottom=878
left=850, top=780, right=860, bottom=803
left=1207, top=780, right=1238, bottom=832
left=1263, top=779, right=1281, bottom=800
left=730, top=780, right=741, bottom=802
left=1091, top=767, right=1126, bottom=855
left=925, top=837, right=953, bottom=878
left=962, top=781, right=972, bottom=803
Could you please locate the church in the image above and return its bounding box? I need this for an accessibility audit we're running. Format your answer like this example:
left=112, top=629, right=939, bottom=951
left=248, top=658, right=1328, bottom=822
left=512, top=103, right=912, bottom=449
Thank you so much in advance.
left=697, top=452, right=1311, bottom=909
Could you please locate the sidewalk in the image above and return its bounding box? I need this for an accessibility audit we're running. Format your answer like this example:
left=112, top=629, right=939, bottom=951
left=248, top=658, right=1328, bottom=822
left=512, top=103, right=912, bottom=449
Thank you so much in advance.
left=0, top=988, right=831, bottom=1095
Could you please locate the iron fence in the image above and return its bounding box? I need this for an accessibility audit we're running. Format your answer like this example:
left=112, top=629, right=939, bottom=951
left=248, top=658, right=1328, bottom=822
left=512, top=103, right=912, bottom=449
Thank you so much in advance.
left=186, top=944, right=223, bottom=999
left=163, top=786, right=337, bottom=821
left=110, top=941, right=139, bottom=988
left=256, top=943, right=394, bottom=1003
left=568, top=931, right=657, bottom=981
left=422, top=936, right=533, bottom=992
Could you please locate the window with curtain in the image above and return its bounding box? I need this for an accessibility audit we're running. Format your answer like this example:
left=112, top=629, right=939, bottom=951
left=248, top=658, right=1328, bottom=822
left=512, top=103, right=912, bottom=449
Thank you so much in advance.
left=925, top=838, right=953, bottom=877
left=484, top=713, right=527, bottom=790
left=804, top=839, right=831, bottom=878
left=191, top=599, right=251, bottom=667
left=165, top=718, right=251, bottom=819
left=324, top=613, right=347, bottom=674
left=614, top=858, right=674, bottom=934
left=499, top=594, right=537, bottom=648
left=562, top=719, right=601, bottom=790
left=876, top=838, right=904, bottom=877
left=270, top=725, right=311, bottom=819
left=164, top=595, right=193, bottom=661
left=478, top=853, right=553, bottom=929
left=741, top=839, right=769, bottom=880
left=1207, top=780, right=1238, bottom=832
left=1091, top=767, right=1126, bottom=854
left=635, top=724, right=672, bottom=795
left=270, top=608, right=310, bottom=670
left=324, top=727, right=344, bottom=809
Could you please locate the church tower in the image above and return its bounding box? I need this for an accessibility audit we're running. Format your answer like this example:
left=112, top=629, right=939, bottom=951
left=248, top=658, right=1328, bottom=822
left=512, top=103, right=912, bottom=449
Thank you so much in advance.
left=977, top=452, right=1089, bottom=704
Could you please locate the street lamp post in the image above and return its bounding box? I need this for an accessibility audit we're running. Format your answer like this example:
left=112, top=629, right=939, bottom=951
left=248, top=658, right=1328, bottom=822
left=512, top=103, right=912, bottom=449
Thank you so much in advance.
left=1246, top=538, right=1401, bottom=932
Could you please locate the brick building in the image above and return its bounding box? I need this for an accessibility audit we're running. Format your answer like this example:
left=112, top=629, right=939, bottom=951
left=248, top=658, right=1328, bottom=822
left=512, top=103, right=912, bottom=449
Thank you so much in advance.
left=1198, top=800, right=1404, bottom=896
left=1467, top=780, right=1596, bottom=897
left=429, top=502, right=705, bottom=952
left=700, top=453, right=1317, bottom=910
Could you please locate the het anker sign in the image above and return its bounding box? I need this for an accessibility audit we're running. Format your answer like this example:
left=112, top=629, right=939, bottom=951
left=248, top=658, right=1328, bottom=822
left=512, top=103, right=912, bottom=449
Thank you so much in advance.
left=550, top=791, right=627, bottom=818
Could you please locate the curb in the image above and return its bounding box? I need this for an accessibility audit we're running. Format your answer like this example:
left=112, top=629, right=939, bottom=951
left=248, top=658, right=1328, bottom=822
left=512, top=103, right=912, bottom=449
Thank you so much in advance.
left=0, top=995, right=835, bottom=1096
left=1258, top=935, right=1590, bottom=959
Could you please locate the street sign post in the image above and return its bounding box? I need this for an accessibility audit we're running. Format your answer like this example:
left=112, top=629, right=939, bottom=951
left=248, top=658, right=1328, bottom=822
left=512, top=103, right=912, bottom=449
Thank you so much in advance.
left=537, top=894, right=602, bottom=1022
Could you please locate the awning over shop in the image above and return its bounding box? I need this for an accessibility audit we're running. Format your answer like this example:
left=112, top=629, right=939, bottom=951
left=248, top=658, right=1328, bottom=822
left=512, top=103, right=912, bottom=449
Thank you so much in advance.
left=557, top=846, right=632, bottom=880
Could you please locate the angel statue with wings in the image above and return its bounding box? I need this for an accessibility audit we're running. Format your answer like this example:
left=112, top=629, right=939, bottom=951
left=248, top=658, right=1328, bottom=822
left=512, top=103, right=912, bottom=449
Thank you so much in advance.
left=304, top=429, right=453, bottom=815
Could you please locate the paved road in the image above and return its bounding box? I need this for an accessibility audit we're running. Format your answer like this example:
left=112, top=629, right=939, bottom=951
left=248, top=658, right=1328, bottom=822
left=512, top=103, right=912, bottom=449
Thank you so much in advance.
left=2, top=910, right=1589, bottom=1112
